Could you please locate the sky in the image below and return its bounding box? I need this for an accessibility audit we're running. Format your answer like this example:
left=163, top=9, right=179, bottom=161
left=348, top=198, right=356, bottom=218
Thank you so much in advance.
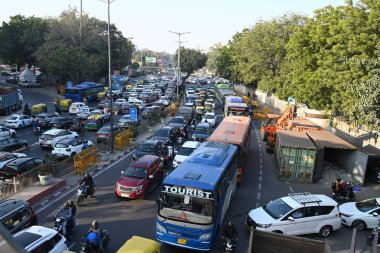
left=0, top=0, right=348, bottom=54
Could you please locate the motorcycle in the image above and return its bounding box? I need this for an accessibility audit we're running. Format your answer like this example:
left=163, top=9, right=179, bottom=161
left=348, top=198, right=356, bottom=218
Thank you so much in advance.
left=52, top=211, right=74, bottom=238
left=80, top=230, right=110, bottom=253
left=332, top=184, right=360, bottom=202
left=77, top=185, right=95, bottom=206
left=70, top=123, right=83, bottom=133
left=367, top=224, right=380, bottom=245
left=222, top=237, right=237, bottom=253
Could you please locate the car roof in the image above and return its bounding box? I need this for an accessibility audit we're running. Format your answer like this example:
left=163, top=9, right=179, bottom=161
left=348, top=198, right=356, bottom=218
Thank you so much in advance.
left=5, top=157, right=34, bottom=165
left=173, top=115, right=185, bottom=119
left=55, top=138, right=77, bottom=144
left=43, top=129, right=64, bottom=135
left=0, top=199, right=30, bottom=220
left=71, top=102, right=85, bottom=106
left=14, top=226, right=58, bottom=249
left=196, top=122, right=210, bottom=128
left=160, top=126, right=173, bottom=130
left=281, top=194, right=337, bottom=209
left=204, top=112, right=215, bottom=116
left=143, top=139, right=160, bottom=145
left=132, top=155, right=160, bottom=168
left=181, top=141, right=200, bottom=149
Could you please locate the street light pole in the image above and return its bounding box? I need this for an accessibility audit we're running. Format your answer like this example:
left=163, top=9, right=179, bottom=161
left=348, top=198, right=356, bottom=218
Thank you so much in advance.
left=169, top=31, right=190, bottom=96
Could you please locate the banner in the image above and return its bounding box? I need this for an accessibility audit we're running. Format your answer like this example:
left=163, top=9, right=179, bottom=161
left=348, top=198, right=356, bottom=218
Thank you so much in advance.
left=145, top=56, right=157, bottom=64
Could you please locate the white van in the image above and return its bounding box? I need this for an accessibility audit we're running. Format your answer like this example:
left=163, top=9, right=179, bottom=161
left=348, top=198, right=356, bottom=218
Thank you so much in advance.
left=69, top=102, right=87, bottom=114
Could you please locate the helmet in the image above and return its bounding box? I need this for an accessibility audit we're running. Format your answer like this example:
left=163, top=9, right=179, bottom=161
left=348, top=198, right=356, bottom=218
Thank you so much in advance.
left=63, top=202, right=69, bottom=209
left=85, top=173, right=89, bottom=177
left=92, top=220, right=99, bottom=229
left=336, top=177, right=341, bottom=182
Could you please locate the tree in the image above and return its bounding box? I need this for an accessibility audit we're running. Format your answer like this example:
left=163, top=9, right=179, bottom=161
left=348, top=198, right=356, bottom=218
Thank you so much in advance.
left=206, top=43, right=222, bottom=74
left=173, top=47, right=207, bottom=84
left=0, top=15, right=49, bottom=68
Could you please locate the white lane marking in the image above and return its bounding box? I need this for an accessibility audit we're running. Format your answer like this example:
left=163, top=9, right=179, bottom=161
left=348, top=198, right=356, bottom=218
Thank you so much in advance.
left=257, top=192, right=261, bottom=200
left=68, top=243, right=76, bottom=249
left=259, top=176, right=262, bottom=182
left=289, top=186, right=294, bottom=193
left=259, top=164, right=262, bottom=169
left=52, top=192, right=61, bottom=197
left=259, top=170, right=262, bottom=176
left=36, top=151, right=134, bottom=213
left=258, top=183, right=261, bottom=190
left=259, top=152, right=262, bottom=157
left=260, top=158, right=262, bottom=163
left=40, top=200, right=48, bottom=206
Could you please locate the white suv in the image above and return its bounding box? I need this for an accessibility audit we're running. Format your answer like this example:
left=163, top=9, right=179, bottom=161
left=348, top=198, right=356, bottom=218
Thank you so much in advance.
left=39, top=129, right=79, bottom=149
left=11, top=225, right=67, bottom=252
left=246, top=193, right=341, bottom=237
left=52, top=138, right=93, bottom=158
left=173, top=141, right=200, bottom=168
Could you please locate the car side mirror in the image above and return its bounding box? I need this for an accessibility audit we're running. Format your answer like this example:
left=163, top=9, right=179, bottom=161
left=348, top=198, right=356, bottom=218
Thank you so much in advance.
left=149, top=174, right=154, bottom=179
left=374, top=212, right=379, bottom=217
left=174, top=150, right=178, bottom=154
left=288, top=216, right=295, bottom=221
left=121, top=171, right=124, bottom=175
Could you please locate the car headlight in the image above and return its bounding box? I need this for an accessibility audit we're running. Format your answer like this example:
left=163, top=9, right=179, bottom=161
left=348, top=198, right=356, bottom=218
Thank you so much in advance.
left=133, top=185, right=143, bottom=192
left=199, top=233, right=211, bottom=240
left=157, top=223, right=167, bottom=233
left=256, top=223, right=272, bottom=228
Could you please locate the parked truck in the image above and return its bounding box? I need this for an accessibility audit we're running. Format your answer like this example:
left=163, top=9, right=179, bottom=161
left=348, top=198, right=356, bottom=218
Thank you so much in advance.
left=0, top=87, right=22, bottom=116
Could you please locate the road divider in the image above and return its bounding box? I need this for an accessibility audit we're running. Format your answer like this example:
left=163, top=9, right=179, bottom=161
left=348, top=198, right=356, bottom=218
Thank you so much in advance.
left=115, top=129, right=133, bottom=150
left=74, top=146, right=99, bottom=175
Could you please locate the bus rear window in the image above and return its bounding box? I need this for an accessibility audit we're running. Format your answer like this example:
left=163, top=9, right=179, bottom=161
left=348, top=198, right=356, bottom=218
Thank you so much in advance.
left=65, top=89, right=79, bottom=94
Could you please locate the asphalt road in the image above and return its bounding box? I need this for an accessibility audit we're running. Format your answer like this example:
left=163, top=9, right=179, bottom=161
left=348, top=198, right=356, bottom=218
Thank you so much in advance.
left=6, top=82, right=378, bottom=252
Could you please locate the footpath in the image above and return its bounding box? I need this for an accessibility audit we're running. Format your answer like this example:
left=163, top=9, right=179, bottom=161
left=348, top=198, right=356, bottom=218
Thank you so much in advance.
left=6, top=116, right=173, bottom=212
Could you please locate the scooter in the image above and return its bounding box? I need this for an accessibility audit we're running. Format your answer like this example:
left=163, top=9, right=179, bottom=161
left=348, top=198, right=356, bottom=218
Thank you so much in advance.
left=77, top=185, right=95, bottom=206
left=52, top=211, right=74, bottom=238
left=80, top=230, right=110, bottom=253
left=222, top=237, right=237, bottom=253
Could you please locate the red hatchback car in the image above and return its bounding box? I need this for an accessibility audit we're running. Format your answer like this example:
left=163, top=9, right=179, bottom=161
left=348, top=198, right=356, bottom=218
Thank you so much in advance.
left=115, top=155, right=164, bottom=199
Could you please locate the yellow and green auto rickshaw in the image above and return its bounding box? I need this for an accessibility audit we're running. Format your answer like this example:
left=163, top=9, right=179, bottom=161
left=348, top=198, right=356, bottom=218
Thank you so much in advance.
left=116, top=236, right=160, bottom=253
left=32, top=103, right=47, bottom=116
left=85, top=114, right=104, bottom=131
left=195, top=105, right=205, bottom=120
left=195, top=99, right=204, bottom=107
left=59, top=99, right=72, bottom=112
left=125, top=84, right=133, bottom=90
left=97, top=91, right=107, bottom=101
left=200, top=94, right=207, bottom=101
left=242, top=95, right=251, bottom=105
left=205, top=101, right=213, bottom=112
left=208, top=94, right=215, bottom=101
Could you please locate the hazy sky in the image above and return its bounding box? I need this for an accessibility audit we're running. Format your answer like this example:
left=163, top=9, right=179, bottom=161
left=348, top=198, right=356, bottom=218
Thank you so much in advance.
left=1, top=0, right=347, bottom=53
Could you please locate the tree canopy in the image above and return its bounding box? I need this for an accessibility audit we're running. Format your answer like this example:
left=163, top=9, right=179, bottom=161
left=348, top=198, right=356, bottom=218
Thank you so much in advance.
left=173, top=47, right=207, bottom=83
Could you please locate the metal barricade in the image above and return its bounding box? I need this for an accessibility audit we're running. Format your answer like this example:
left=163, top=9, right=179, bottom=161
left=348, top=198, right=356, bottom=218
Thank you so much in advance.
left=114, top=129, right=133, bottom=150
left=74, top=146, right=99, bottom=175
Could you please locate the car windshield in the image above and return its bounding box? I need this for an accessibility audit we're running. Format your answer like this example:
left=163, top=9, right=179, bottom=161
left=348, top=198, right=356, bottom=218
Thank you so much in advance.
left=41, top=134, right=53, bottom=139
left=263, top=198, right=292, bottom=219
left=195, top=126, right=209, bottom=134
left=138, top=143, right=155, bottom=152
left=356, top=199, right=380, bottom=212
left=155, top=129, right=169, bottom=137
left=9, top=116, right=18, bottom=120
left=171, top=118, right=184, bottom=124
left=50, top=118, right=63, bottom=123
left=124, top=165, right=147, bottom=179
left=55, top=143, right=68, bottom=148
left=204, top=114, right=214, bottom=119
left=35, top=115, right=45, bottom=120
left=98, top=128, right=110, bottom=134
left=178, top=147, right=195, bottom=156
left=159, top=192, right=213, bottom=225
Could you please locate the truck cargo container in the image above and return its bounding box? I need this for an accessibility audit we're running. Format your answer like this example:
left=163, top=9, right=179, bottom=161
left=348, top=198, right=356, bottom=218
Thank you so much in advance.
left=0, top=87, right=21, bottom=116
left=275, top=130, right=317, bottom=183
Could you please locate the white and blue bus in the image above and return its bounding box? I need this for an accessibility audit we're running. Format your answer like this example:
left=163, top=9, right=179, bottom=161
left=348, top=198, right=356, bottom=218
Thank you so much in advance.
left=156, top=142, right=238, bottom=251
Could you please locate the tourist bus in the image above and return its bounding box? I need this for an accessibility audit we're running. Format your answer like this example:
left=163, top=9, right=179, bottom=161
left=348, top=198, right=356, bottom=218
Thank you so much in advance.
left=207, top=116, right=251, bottom=184
left=156, top=142, right=238, bottom=251
left=224, top=96, right=248, bottom=117
left=64, top=82, right=104, bottom=102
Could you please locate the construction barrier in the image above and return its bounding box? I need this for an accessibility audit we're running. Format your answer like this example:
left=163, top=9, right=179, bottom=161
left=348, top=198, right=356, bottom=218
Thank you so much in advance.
left=74, top=146, right=99, bottom=175
left=115, top=129, right=133, bottom=150
left=168, top=103, right=178, bottom=116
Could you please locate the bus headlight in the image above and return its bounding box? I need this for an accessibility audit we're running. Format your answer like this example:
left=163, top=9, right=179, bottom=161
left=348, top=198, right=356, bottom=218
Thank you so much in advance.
left=199, top=233, right=211, bottom=240
left=157, top=223, right=167, bottom=233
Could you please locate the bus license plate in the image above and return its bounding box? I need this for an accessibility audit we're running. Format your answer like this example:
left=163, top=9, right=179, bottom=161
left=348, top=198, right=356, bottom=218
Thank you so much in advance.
left=178, top=238, right=186, bottom=245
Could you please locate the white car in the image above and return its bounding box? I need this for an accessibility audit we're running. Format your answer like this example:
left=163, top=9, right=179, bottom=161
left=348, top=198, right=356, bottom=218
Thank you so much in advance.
left=114, top=98, right=128, bottom=107
left=339, top=198, right=380, bottom=231
left=246, top=193, right=341, bottom=237
left=173, top=141, right=200, bottom=168
left=0, top=151, right=27, bottom=169
left=39, top=129, right=79, bottom=149
left=160, top=98, right=170, bottom=106
left=0, top=126, right=16, bottom=138
left=11, top=225, right=68, bottom=252
left=77, top=107, right=103, bottom=120
left=69, top=102, right=87, bottom=114
left=202, top=112, right=216, bottom=126
left=4, top=114, right=33, bottom=129
left=52, top=138, right=93, bottom=158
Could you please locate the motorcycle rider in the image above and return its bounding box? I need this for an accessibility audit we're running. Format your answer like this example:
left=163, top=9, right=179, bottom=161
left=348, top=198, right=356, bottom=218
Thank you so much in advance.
left=66, top=199, right=77, bottom=230
left=33, top=119, right=41, bottom=135
left=57, top=202, right=72, bottom=237
left=78, top=173, right=94, bottom=197
left=84, top=220, right=104, bottom=253
left=331, top=177, right=341, bottom=198
left=222, top=221, right=239, bottom=245
left=54, top=102, right=61, bottom=115
left=23, top=102, right=30, bottom=116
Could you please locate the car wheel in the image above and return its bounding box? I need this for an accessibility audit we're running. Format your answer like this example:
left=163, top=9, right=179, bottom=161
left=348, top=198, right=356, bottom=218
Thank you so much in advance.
left=319, top=225, right=333, bottom=238
left=272, top=230, right=283, bottom=234
left=352, top=220, right=366, bottom=231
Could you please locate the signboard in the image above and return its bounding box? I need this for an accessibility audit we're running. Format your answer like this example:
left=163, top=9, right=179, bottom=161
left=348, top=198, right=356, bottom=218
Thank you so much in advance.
left=163, top=185, right=213, bottom=199
left=145, top=56, right=157, bottom=64
left=129, top=107, right=138, bottom=122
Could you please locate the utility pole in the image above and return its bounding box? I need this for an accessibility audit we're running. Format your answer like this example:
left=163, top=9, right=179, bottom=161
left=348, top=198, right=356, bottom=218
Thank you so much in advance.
left=100, top=0, right=115, bottom=152
left=169, top=31, right=190, bottom=96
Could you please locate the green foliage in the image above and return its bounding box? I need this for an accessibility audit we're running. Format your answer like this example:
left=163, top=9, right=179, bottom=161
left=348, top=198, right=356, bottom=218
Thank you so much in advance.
left=173, top=47, right=207, bottom=83
left=146, top=110, right=161, bottom=127
left=131, top=62, right=140, bottom=69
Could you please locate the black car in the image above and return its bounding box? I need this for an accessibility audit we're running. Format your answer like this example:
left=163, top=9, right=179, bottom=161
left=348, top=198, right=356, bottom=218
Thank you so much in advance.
left=34, top=112, right=60, bottom=128
left=169, top=116, right=187, bottom=132
left=0, top=199, right=38, bottom=234
left=49, top=117, right=74, bottom=129
left=132, top=140, right=163, bottom=160
left=152, top=126, right=176, bottom=145
left=0, top=157, right=45, bottom=180
left=142, top=106, right=160, bottom=119
left=0, top=137, right=27, bottom=152
left=95, top=126, right=124, bottom=143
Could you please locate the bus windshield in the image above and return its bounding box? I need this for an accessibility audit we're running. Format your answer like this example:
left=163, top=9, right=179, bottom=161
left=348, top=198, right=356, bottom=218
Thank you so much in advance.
left=159, top=192, right=213, bottom=225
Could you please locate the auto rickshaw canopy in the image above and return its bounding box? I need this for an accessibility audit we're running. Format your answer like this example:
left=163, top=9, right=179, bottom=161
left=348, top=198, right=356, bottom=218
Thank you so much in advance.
left=31, top=103, right=47, bottom=115
left=116, top=236, right=160, bottom=253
